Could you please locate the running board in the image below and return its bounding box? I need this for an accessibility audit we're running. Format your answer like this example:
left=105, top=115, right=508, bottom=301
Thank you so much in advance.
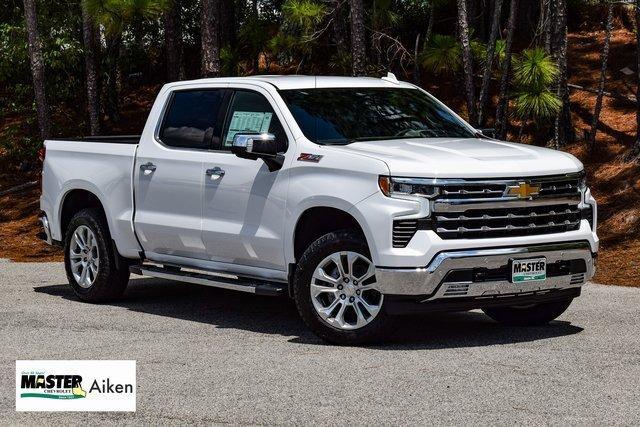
left=130, top=265, right=286, bottom=296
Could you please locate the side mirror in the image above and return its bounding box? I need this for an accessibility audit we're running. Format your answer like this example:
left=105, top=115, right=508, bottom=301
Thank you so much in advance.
left=232, top=133, right=278, bottom=157
left=231, top=133, right=284, bottom=172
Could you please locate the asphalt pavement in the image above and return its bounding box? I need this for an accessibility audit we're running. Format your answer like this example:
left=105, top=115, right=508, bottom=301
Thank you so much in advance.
left=1, top=259, right=639, bottom=425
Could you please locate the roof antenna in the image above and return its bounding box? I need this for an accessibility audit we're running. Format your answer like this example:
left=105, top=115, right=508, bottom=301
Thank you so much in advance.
left=381, top=72, right=399, bottom=84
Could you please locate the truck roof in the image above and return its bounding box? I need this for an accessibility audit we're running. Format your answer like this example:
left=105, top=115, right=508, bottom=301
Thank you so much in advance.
left=164, top=75, right=417, bottom=91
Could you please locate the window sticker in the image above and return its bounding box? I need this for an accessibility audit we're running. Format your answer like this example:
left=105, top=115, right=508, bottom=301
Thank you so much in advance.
left=225, top=111, right=273, bottom=144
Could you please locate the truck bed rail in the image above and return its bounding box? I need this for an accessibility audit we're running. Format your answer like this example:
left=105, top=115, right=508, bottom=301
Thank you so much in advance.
left=49, top=135, right=141, bottom=144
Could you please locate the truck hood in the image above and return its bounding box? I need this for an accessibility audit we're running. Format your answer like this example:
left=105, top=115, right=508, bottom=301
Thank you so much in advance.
left=332, top=137, right=583, bottom=178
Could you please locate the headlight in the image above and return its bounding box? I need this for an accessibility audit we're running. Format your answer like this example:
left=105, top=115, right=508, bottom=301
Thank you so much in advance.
left=378, top=176, right=440, bottom=199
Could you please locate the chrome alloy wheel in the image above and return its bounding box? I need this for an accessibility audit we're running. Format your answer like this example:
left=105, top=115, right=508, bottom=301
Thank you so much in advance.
left=69, top=225, right=99, bottom=288
left=310, top=251, right=383, bottom=330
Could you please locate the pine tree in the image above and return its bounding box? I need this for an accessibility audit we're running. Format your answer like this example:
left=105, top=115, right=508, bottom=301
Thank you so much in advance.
left=165, top=0, right=182, bottom=81
left=495, top=0, right=518, bottom=139
left=589, top=1, right=614, bottom=150
left=478, top=0, right=504, bottom=126
left=552, top=0, right=574, bottom=148
left=456, top=0, right=477, bottom=124
left=81, top=0, right=100, bottom=135
left=349, top=0, right=366, bottom=76
left=201, top=0, right=221, bottom=77
left=23, top=0, right=50, bottom=139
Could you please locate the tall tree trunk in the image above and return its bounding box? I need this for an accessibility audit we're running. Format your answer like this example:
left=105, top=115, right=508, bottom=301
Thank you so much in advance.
left=252, top=0, right=259, bottom=73
left=426, top=3, right=435, bottom=43
left=105, top=35, right=121, bottom=124
left=495, top=0, right=518, bottom=140
left=349, top=0, right=366, bottom=76
left=81, top=1, right=100, bottom=135
left=330, top=0, right=347, bottom=50
left=201, top=0, right=220, bottom=77
left=553, top=0, right=573, bottom=148
left=635, top=0, right=640, bottom=158
left=456, top=0, right=477, bottom=125
left=220, top=0, right=237, bottom=51
left=164, top=0, right=182, bottom=81
left=588, top=2, right=613, bottom=150
left=542, top=0, right=554, bottom=52
left=23, top=0, right=50, bottom=139
left=477, top=0, right=504, bottom=126
left=413, top=33, right=421, bottom=84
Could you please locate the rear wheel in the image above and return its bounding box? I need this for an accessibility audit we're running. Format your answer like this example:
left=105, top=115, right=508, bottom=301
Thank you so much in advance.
left=293, top=229, right=392, bottom=345
left=64, top=208, right=129, bottom=302
left=482, top=299, right=573, bottom=326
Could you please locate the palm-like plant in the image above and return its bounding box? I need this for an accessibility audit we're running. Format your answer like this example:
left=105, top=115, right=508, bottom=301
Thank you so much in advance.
left=513, top=89, right=561, bottom=121
left=493, top=39, right=506, bottom=69
left=372, top=0, right=400, bottom=30
left=470, top=39, right=487, bottom=65
left=274, top=0, right=327, bottom=70
left=513, top=47, right=558, bottom=90
left=512, top=48, right=561, bottom=130
left=282, top=0, right=326, bottom=34
left=420, top=34, right=461, bottom=74
left=84, top=0, right=168, bottom=35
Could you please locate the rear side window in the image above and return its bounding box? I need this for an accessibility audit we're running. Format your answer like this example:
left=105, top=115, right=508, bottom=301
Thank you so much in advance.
left=159, top=90, right=227, bottom=149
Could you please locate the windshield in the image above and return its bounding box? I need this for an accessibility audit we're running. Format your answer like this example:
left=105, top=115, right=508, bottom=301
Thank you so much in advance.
left=279, top=87, right=475, bottom=145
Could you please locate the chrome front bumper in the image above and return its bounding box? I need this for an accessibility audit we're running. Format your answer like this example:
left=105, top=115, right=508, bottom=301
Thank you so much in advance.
left=376, top=241, right=595, bottom=300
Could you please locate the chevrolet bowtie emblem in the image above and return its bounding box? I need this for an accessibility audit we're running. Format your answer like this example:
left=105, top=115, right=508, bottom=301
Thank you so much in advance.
left=506, top=182, right=540, bottom=199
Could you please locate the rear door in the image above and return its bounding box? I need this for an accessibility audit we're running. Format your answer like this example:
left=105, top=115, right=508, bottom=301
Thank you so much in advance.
left=134, top=87, right=231, bottom=260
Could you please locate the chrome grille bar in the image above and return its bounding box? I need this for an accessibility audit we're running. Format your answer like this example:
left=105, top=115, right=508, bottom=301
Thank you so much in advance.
left=433, top=195, right=581, bottom=213
left=435, top=207, right=580, bottom=222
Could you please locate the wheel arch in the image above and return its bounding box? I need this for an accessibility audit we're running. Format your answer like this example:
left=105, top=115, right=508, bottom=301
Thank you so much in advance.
left=288, top=204, right=376, bottom=297
left=59, top=188, right=110, bottom=240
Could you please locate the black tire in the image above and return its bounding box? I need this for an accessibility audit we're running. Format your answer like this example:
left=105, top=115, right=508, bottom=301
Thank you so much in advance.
left=293, top=229, right=393, bottom=345
left=482, top=299, right=573, bottom=326
left=64, top=208, right=130, bottom=302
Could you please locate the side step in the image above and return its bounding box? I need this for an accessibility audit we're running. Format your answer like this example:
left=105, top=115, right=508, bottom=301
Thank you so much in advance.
left=130, top=264, right=286, bottom=296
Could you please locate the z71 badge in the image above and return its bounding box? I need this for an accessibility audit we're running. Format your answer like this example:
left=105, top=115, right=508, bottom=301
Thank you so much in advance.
left=297, top=153, right=323, bottom=163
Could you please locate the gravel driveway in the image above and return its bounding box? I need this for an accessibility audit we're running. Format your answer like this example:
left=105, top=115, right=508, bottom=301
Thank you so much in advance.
left=1, top=260, right=639, bottom=424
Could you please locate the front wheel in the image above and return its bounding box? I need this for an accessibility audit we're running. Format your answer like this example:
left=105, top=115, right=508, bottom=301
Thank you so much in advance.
left=293, top=229, right=392, bottom=345
left=64, top=208, right=130, bottom=302
left=482, top=299, right=573, bottom=326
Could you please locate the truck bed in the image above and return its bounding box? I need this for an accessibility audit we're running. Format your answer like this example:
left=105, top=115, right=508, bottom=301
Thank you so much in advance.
left=40, top=137, right=142, bottom=258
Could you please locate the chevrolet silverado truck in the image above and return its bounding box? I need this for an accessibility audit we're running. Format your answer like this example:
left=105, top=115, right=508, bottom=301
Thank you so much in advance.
left=39, top=74, right=598, bottom=344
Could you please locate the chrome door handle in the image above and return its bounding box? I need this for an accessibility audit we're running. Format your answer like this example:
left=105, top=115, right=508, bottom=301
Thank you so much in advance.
left=205, top=167, right=225, bottom=180
left=140, top=162, right=157, bottom=175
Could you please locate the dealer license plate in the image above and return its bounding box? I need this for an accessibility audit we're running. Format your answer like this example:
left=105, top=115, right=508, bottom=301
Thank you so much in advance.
left=511, top=257, right=547, bottom=283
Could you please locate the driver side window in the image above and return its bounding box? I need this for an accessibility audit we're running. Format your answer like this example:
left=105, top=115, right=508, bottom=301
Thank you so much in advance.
left=220, top=90, right=287, bottom=152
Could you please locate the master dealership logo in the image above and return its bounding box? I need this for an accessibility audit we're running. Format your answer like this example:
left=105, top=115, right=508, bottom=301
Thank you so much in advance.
left=20, top=372, right=87, bottom=399
left=16, top=360, right=136, bottom=411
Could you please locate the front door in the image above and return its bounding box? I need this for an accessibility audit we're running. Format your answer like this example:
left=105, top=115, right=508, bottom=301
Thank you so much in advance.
left=201, top=87, right=291, bottom=271
left=134, top=87, right=230, bottom=260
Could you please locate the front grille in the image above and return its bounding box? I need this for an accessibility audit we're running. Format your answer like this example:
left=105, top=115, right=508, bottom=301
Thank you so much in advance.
left=430, top=173, right=583, bottom=240
left=391, top=173, right=584, bottom=244
left=435, top=204, right=581, bottom=239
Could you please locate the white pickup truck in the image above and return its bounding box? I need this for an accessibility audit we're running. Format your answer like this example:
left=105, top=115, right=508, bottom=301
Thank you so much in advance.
left=39, top=75, right=598, bottom=344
